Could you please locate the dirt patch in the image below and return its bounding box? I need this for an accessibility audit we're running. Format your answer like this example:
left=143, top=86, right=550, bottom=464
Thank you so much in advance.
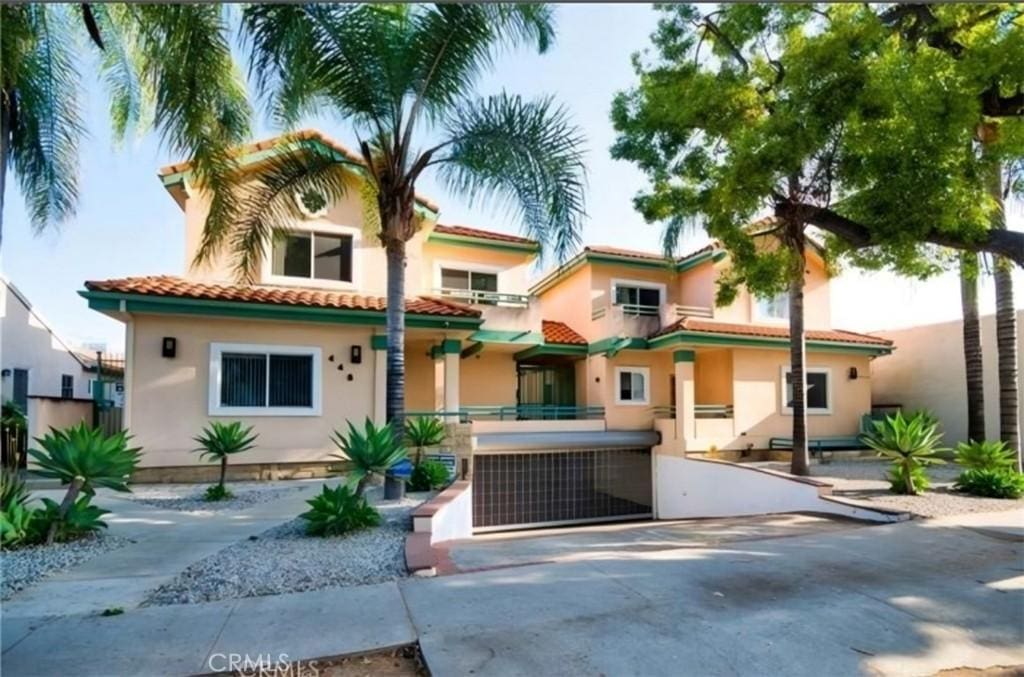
left=228, top=646, right=427, bottom=676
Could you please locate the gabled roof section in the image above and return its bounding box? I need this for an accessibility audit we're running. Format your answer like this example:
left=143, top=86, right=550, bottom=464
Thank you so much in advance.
left=542, top=320, right=587, bottom=345
left=428, top=224, right=540, bottom=253
left=83, top=276, right=480, bottom=321
left=158, top=129, right=440, bottom=214
left=649, top=316, right=893, bottom=353
left=530, top=243, right=720, bottom=296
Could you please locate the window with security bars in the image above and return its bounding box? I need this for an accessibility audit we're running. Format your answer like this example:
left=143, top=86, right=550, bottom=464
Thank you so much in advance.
left=211, top=343, right=320, bottom=416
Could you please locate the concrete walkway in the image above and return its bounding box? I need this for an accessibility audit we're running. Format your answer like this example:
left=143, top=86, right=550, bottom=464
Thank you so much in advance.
left=2, top=509, right=1022, bottom=676
left=2, top=482, right=323, bottom=618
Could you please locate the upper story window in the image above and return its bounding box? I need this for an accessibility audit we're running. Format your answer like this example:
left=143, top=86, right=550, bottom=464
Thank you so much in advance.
left=209, top=342, right=322, bottom=417
left=612, top=280, right=663, bottom=316
left=440, top=267, right=499, bottom=304
left=61, top=374, right=74, bottom=399
left=754, top=292, right=789, bottom=322
left=271, top=231, right=353, bottom=283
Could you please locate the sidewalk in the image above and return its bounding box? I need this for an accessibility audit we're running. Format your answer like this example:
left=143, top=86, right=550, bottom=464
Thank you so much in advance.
left=2, top=482, right=323, bottom=618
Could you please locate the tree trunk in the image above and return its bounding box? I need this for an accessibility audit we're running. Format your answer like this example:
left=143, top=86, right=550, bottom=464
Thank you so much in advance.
left=46, top=477, right=83, bottom=545
left=959, top=253, right=986, bottom=442
left=903, top=462, right=916, bottom=496
left=0, top=92, right=8, bottom=251
left=787, top=223, right=809, bottom=476
left=219, top=456, right=227, bottom=490
left=384, top=235, right=407, bottom=434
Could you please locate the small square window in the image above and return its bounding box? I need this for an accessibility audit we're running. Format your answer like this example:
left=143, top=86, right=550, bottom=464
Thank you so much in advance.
left=755, top=292, right=789, bottom=321
left=272, top=231, right=354, bottom=283
left=782, top=367, right=831, bottom=414
left=614, top=367, right=650, bottom=406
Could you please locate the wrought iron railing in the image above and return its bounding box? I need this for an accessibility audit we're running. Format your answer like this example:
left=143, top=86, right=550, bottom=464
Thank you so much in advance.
left=407, top=405, right=605, bottom=423
left=617, top=303, right=660, bottom=317
left=433, top=288, right=530, bottom=308
left=651, top=405, right=676, bottom=419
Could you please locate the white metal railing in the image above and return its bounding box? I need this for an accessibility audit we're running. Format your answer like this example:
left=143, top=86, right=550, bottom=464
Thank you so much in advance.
left=672, top=304, right=714, bottom=318
left=695, top=404, right=733, bottom=419
left=434, top=288, right=530, bottom=308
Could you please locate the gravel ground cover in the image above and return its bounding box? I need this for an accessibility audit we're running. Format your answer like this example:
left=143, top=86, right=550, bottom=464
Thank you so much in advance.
left=126, top=481, right=307, bottom=513
left=143, top=492, right=431, bottom=605
left=1, top=534, right=132, bottom=599
left=762, top=459, right=1022, bottom=517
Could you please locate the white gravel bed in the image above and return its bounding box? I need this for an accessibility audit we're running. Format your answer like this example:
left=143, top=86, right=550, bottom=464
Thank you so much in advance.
left=125, top=481, right=307, bottom=513
left=761, top=459, right=1022, bottom=518
left=2, top=534, right=132, bottom=599
left=142, top=492, right=432, bottom=606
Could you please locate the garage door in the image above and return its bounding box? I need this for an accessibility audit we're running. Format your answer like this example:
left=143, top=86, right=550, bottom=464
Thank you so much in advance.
left=472, top=447, right=653, bottom=532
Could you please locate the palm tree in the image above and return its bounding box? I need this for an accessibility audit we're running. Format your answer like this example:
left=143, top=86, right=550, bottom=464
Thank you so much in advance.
left=959, top=252, right=986, bottom=443
left=194, top=4, right=586, bottom=432
left=0, top=3, right=250, bottom=248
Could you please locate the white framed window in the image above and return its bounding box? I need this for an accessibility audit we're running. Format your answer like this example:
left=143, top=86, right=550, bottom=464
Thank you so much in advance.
left=440, top=267, right=499, bottom=304
left=754, top=291, right=789, bottom=322
left=611, top=279, right=664, bottom=316
left=615, top=367, right=650, bottom=406
left=209, top=342, right=322, bottom=416
left=780, top=366, right=832, bottom=415
left=264, top=223, right=360, bottom=289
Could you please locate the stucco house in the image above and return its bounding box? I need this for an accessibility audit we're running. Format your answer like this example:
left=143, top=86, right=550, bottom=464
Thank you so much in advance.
left=81, top=129, right=895, bottom=528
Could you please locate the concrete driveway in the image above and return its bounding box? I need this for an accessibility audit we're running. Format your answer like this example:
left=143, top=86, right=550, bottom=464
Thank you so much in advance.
left=401, top=512, right=1024, bottom=676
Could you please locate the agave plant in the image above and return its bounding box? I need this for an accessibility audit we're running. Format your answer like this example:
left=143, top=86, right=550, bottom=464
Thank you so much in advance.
left=1, top=467, right=30, bottom=510
left=29, top=423, right=142, bottom=543
left=955, top=440, right=1018, bottom=472
left=405, top=417, right=446, bottom=462
left=299, top=484, right=380, bottom=537
left=193, top=421, right=258, bottom=501
left=0, top=502, right=44, bottom=547
left=330, top=419, right=408, bottom=497
left=861, top=411, right=947, bottom=496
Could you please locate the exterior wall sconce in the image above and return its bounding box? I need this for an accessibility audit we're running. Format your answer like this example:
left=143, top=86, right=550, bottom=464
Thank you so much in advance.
left=350, top=345, right=362, bottom=364
left=162, top=337, right=177, bottom=358
left=848, top=367, right=858, bottom=380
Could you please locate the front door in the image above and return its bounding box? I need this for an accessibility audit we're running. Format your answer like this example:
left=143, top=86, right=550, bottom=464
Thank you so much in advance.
left=517, top=364, right=575, bottom=418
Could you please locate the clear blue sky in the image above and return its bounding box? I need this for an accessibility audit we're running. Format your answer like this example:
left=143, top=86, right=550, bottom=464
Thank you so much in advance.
left=1, top=4, right=1019, bottom=352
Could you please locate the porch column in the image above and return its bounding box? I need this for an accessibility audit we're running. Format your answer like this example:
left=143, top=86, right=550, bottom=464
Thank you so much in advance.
left=371, top=335, right=387, bottom=425
left=441, top=339, right=461, bottom=414
left=674, top=350, right=695, bottom=445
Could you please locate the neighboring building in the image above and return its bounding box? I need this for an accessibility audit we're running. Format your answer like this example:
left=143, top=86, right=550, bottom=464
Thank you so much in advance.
left=80, top=129, right=894, bottom=526
left=0, top=277, right=114, bottom=442
left=871, top=311, right=1024, bottom=445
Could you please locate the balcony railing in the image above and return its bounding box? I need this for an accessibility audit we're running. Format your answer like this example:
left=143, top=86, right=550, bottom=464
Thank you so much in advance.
left=434, top=287, right=530, bottom=308
left=670, top=304, right=714, bottom=319
left=407, top=405, right=605, bottom=423
left=649, top=404, right=733, bottom=419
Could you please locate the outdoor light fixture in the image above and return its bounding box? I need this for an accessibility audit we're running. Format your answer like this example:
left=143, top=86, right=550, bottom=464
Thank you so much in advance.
left=162, top=337, right=177, bottom=359
left=848, top=367, right=858, bottom=380
left=350, top=345, right=363, bottom=364
left=0, top=369, right=9, bottom=378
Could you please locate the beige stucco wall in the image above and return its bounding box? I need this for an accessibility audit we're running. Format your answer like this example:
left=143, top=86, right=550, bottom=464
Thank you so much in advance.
left=419, top=241, right=535, bottom=297
left=128, top=314, right=377, bottom=467
left=601, top=350, right=674, bottom=430
left=535, top=265, right=594, bottom=340
left=26, top=398, right=92, bottom=444
left=405, top=341, right=438, bottom=413
left=695, top=349, right=733, bottom=404
left=676, top=263, right=716, bottom=310
left=460, top=351, right=518, bottom=407
left=871, top=312, right=1024, bottom=446
left=712, top=254, right=831, bottom=329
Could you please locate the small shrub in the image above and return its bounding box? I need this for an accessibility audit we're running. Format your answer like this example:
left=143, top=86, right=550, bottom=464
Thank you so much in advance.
left=407, top=460, right=450, bottom=491
left=887, top=464, right=931, bottom=495
left=330, top=419, right=408, bottom=496
left=101, top=607, right=124, bottom=617
left=861, top=411, right=946, bottom=495
left=300, top=484, right=381, bottom=537
left=38, top=496, right=109, bottom=541
left=203, top=484, right=234, bottom=502
left=405, top=417, right=446, bottom=459
left=1, top=468, right=30, bottom=510
left=955, top=440, right=1018, bottom=472
left=193, top=421, right=258, bottom=497
left=954, top=469, right=1024, bottom=499
left=0, top=503, right=45, bottom=548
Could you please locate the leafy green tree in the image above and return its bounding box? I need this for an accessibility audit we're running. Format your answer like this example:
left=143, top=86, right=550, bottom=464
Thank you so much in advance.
left=612, top=3, right=1023, bottom=475
left=192, top=4, right=586, bottom=433
left=0, top=3, right=250, bottom=247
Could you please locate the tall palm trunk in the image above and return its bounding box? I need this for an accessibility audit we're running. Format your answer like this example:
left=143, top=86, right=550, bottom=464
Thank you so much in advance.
left=384, top=235, right=407, bottom=433
left=959, top=253, right=986, bottom=442
left=0, top=96, right=8, bottom=250
left=786, top=222, right=809, bottom=476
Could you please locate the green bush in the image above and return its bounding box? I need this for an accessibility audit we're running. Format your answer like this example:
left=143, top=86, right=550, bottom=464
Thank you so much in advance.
left=194, top=421, right=257, bottom=500
left=0, top=502, right=45, bottom=548
left=1, top=468, right=30, bottom=510
left=330, top=419, right=408, bottom=496
left=954, top=469, right=1024, bottom=499
left=407, top=460, right=450, bottom=491
left=405, top=417, right=446, bottom=455
left=955, top=440, right=1018, bottom=472
left=38, top=495, right=109, bottom=541
left=30, top=423, right=142, bottom=544
left=300, top=484, right=381, bottom=537
left=861, top=411, right=946, bottom=495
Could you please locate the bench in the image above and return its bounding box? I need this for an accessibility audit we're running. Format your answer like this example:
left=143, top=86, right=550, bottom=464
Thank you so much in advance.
left=768, top=414, right=878, bottom=458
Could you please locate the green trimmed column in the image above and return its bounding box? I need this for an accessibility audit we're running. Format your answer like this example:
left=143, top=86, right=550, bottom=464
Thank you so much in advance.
left=673, top=350, right=695, bottom=446
left=371, top=335, right=387, bottom=425
left=441, top=339, right=461, bottom=414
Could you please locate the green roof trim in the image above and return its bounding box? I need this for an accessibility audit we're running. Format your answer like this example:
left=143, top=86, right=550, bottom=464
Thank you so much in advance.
left=461, top=342, right=485, bottom=359
left=427, top=231, right=540, bottom=254
left=648, top=329, right=891, bottom=355
left=588, top=336, right=649, bottom=357
left=467, top=329, right=544, bottom=345
left=513, top=343, right=588, bottom=361
left=80, top=290, right=482, bottom=330
left=673, top=349, right=696, bottom=363
left=370, top=335, right=388, bottom=351
left=441, top=339, right=461, bottom=354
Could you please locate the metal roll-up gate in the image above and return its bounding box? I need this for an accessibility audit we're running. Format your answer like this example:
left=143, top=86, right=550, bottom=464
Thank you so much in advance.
left=472, top=431, right=658, bottom=532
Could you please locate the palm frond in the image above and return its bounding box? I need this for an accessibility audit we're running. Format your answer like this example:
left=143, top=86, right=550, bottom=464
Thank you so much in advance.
left=88, top=4, right=154, bottom=144
left=7, top=4, right=83, bottom=231
left=437, top=92, right=587, bottom=264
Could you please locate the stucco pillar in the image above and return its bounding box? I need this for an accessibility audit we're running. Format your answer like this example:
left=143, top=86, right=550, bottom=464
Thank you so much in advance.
left=371, top=335, right=387, bottom=425
left=441, top=339, right=461, bottom=414
left=674, top=350, right=695, bottom=446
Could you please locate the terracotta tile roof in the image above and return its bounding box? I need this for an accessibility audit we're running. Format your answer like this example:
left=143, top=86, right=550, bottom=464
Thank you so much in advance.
left=84, top=276, right=480, bottom=318
left=433, top=224, right=538, bottom=246
left=158, top=129, right=439, bottom=212
left=542, top=320, right=587, bottom=345
left=652, top=316, right=892, bottom=347
left=584, top=245, right=674, bottom=262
